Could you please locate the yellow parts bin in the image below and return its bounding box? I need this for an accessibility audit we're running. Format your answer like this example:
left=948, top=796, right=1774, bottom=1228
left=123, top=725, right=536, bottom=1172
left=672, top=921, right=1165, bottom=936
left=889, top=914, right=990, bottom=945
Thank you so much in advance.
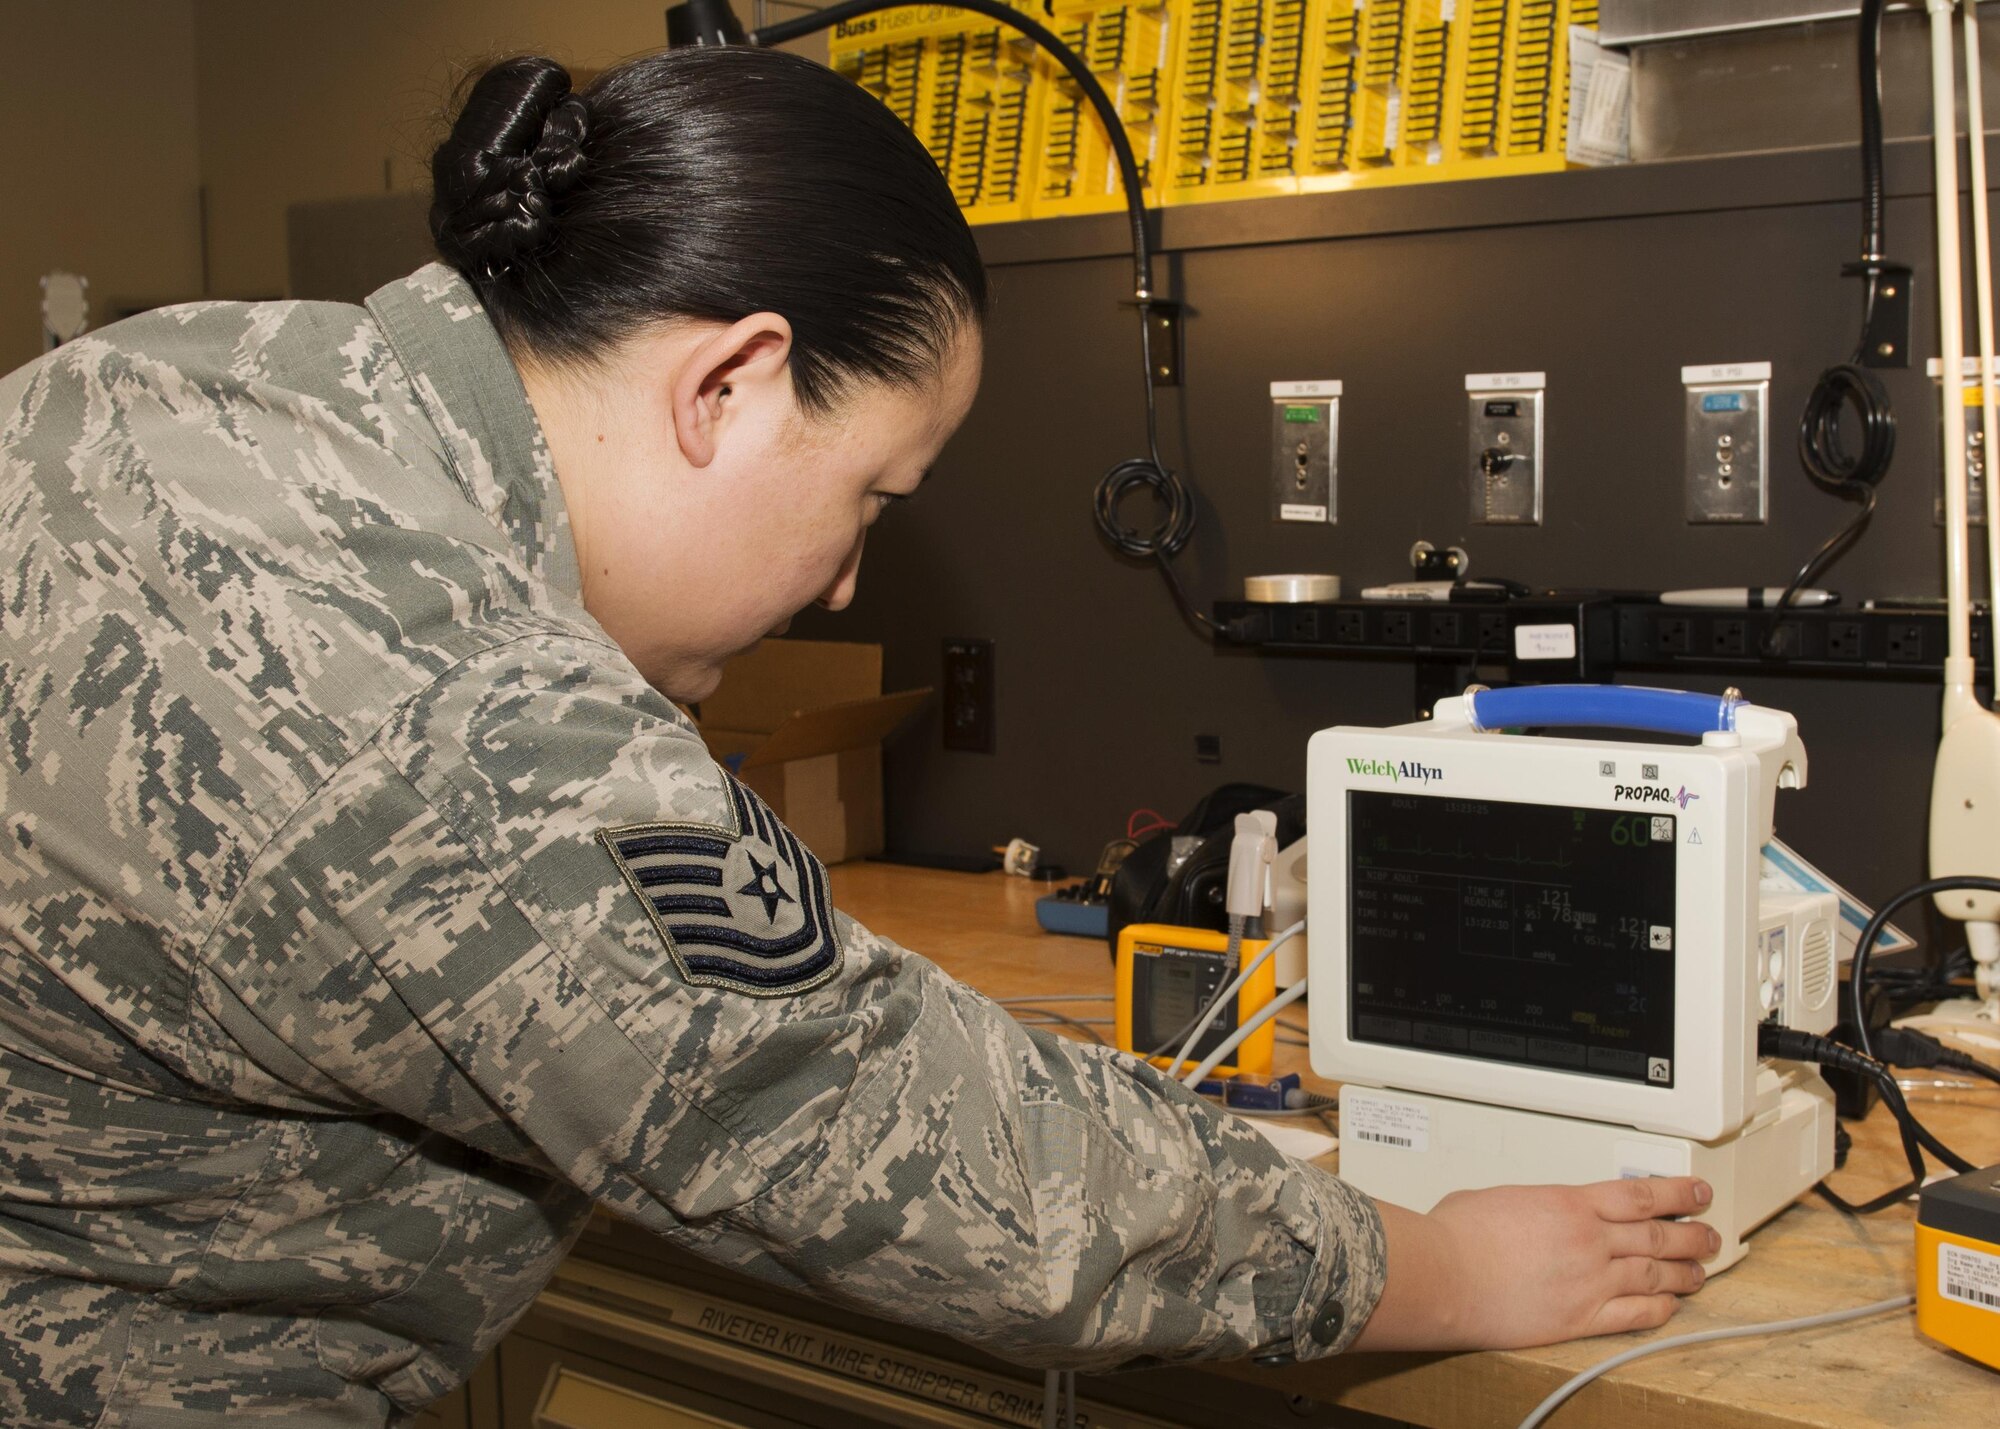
left=830, top=1, right=1043, bottom=226
left=1031, top=0, right=1177, bottom=218
left=831, top=0, right=1616, bottom=222
left=1115, top=922, right=1277, bottom=1078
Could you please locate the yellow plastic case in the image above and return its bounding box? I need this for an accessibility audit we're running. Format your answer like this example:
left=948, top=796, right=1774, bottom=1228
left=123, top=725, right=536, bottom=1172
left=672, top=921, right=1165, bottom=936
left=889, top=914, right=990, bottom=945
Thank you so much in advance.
left=1114, top=922, right=1277, bottom=1077
left=1916, top=1163, right=2000, bottom=1372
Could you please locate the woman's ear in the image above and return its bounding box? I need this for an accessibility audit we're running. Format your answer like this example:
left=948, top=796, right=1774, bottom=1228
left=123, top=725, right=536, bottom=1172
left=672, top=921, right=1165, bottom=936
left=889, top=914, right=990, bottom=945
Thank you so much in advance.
left=670, top=312, right=796, bottom=468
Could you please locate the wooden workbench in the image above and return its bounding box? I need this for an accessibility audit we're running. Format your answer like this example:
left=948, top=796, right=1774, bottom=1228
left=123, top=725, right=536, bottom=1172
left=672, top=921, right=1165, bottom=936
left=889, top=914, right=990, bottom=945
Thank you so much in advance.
left=824, top=862, right=2000, bottom=1429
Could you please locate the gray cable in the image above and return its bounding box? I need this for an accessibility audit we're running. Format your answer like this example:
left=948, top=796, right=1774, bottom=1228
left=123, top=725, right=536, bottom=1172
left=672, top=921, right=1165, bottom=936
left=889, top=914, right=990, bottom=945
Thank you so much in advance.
left=1162, top=919, right=1305, bottom=1080
left=1181, top=977, right=1309, bottom=1087
left=1513, top=1295, right=1914, bottom=1429
left=1007, top=1010, right=1110, bottom=1045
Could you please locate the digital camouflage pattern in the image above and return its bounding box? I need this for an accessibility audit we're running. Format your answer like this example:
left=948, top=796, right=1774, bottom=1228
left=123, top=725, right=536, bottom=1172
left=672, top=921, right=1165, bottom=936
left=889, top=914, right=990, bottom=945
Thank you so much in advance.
left=0, top=265, right=1386, bottom=1426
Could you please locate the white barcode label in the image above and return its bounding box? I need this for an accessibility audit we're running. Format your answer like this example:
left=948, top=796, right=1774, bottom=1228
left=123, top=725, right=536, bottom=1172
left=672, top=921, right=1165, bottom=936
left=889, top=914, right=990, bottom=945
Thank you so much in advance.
left=1940, top=1243, right=2000, bottom=1313
left=1342, top=1091, right=1430, bottom=1153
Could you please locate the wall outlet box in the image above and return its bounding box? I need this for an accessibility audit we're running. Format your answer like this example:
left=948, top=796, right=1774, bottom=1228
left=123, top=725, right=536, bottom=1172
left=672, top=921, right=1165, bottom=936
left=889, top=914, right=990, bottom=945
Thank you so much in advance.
left=1467, top=372, right=1544, bottom=525
left=1683, top=362, right=1770, bottom=524
left=1271, top=379, right=1341, bottom=524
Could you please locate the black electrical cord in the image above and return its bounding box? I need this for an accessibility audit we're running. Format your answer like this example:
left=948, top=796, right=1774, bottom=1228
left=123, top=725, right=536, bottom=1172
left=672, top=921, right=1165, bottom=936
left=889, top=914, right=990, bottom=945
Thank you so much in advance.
left=1869, top=943, right=1978, bottom=1008
left=1759, top=1025, right=1944, bottom=1215
left=1849, top=876, right=2000, bottom=1067
left=752, top=0, right=1220, bottom=638
left=1870, top=1024, right=2000, bottom=1089
left=1775, top=0, right=1899, bottom=650
left=1857, top=0, right=1888, bottom=287
left=1841, top=875, right=2000, bottom=1177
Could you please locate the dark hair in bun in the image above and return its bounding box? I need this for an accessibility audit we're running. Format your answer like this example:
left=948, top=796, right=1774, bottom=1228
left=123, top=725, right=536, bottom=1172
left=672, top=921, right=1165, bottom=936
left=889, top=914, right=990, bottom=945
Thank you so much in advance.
left=431, top=57, right=589, bottom=273
left=429, top=47, right=987, bottom=415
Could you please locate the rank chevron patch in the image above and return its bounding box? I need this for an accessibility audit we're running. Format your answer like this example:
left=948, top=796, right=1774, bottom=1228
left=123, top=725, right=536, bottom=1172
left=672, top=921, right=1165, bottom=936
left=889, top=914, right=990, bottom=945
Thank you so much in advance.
left=598, top=776, right=843, bottom=997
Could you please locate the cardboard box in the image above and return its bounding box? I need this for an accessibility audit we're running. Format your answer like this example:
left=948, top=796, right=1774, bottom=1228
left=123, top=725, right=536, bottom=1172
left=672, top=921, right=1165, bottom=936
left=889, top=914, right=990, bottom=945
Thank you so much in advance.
left=697, top=640, right=930, bottom=865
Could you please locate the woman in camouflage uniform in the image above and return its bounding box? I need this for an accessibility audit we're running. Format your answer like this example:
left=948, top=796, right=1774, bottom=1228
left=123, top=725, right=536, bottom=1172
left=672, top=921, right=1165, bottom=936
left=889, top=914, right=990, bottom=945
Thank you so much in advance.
left=0, top=45, right=1715, bottom=1427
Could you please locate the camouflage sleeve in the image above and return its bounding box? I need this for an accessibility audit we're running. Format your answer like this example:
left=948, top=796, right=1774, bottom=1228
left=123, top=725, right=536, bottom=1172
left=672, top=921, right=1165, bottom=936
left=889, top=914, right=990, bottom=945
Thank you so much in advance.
left=205, top=631, right=1386, bottom=1370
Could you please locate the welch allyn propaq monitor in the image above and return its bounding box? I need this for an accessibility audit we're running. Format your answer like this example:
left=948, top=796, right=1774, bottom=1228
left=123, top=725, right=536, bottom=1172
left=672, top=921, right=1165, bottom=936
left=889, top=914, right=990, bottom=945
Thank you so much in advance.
left=1308, top=685, right=1838, bottom=1270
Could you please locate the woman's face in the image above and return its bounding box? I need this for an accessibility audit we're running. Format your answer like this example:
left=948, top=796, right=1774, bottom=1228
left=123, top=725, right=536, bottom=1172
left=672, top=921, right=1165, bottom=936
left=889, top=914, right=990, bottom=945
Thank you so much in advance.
left=536, top=319, right=982, bottom=703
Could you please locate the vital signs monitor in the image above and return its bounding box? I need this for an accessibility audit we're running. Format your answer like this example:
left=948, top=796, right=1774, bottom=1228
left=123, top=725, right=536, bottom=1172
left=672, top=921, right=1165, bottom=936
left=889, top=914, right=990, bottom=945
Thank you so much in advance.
left=1309, top=685, right=1838, bottom=1269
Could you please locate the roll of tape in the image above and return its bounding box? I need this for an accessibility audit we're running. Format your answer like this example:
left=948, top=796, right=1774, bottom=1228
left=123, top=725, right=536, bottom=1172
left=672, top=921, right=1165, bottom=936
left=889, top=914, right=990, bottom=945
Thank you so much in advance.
left=1244, top=573, right=1341, bottom=603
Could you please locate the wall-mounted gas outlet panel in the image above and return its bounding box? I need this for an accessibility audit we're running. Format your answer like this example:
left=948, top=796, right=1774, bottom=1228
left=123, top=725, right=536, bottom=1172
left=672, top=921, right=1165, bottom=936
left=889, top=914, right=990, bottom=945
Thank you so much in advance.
left=1683, top=361, right=1770, bottom=524
left=1467, top=371, right=1544, bottom=525
left=1928, top=358, right=1991, bottom=527
left=1270, top=379, right=1341, bottom=523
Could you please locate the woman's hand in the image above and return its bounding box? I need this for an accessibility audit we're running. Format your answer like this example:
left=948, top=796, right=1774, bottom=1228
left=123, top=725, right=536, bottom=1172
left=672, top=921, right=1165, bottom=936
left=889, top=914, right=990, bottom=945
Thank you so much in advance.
left=1351, top=1177, right=1720, bottom=1351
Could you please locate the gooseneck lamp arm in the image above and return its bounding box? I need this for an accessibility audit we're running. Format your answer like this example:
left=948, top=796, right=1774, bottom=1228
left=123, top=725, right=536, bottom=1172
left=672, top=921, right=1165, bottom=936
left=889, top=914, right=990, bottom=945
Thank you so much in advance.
left=663, top=0, right=1157, bottom=303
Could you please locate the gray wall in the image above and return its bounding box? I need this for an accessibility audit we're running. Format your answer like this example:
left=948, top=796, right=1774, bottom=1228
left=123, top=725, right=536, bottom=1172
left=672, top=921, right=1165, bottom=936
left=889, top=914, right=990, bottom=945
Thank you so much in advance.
left=282, top=131, right=1990, bottom=921
left=792, top=136, right=1989, bottom=918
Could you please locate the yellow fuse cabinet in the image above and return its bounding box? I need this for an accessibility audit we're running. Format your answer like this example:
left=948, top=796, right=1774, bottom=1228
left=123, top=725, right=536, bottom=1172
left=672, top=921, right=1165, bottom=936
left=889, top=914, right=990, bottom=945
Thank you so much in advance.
left=1030, top=0, right=1177, bottom=218
left=831, top=0, right=1614, bottom=223
left=830, top=2, right=1042, bottom=226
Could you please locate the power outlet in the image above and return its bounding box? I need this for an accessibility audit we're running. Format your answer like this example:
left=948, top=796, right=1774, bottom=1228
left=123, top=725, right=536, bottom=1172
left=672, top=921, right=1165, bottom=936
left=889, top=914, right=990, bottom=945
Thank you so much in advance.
left=1271, top=380, right=1340, bottom=523
left=1885, top=623, right=1927, bottom=663
left=942, top=638, right=994, bottom=752
left=1467, top=372, right=1545, bottom=525
left=1825, top=621, right=1865, bottom=660
left=1658, top=617, right=1693, bottom=655
left=1711, top=619, right=1748, bottom=656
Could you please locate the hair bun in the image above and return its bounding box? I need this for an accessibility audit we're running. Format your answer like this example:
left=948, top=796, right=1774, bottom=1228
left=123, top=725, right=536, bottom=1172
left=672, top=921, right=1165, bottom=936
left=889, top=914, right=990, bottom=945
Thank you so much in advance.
left=431, top=57, right=591, bottom=275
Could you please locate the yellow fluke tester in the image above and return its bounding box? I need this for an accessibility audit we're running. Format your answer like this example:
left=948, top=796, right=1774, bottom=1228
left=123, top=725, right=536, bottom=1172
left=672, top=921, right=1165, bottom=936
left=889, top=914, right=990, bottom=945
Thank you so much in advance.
left=1917, top=1161, right=2000, bottom=1371
left=1115, top=923, right=1278, bottom=1078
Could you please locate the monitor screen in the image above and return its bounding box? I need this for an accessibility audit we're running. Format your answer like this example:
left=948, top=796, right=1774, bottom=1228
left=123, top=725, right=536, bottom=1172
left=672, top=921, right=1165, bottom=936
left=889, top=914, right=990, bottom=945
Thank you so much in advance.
left=1347, top=790, right=1678, bottom=1088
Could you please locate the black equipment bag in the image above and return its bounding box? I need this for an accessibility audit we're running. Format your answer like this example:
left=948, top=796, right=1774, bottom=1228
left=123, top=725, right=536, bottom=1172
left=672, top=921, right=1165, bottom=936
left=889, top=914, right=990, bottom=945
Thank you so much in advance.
left=1104, top=783, right=1305, bottom=958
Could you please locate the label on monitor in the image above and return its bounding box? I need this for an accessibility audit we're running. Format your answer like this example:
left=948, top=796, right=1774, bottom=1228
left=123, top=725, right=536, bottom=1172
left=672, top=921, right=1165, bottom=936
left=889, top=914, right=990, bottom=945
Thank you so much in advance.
left=1343, top=1090, right=1431, bottom=1152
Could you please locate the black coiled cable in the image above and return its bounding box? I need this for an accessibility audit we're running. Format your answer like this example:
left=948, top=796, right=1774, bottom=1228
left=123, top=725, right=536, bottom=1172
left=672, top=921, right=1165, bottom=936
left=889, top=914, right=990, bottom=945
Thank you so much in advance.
left=1772, top=362, right=1893, bottom=626
left=1768, top=0, right=1899, bottom=649
left=1092, top=309, right=1222, bottom=635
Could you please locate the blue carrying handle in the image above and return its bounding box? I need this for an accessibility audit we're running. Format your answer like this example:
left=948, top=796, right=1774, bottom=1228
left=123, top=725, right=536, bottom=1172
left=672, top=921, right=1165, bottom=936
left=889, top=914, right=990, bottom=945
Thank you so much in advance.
left=1465, top=685, right=1744, bottom=738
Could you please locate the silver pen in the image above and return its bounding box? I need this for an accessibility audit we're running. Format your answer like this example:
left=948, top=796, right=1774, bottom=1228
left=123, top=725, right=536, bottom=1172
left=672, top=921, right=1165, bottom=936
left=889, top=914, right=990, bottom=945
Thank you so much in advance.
left=1659, top=587, right=1839, bottom=608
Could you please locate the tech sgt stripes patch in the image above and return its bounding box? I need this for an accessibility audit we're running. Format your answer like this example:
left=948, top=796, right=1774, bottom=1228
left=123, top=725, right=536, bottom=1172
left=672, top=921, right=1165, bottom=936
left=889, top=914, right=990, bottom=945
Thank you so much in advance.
left=598, top=776, right=844, bottom=997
